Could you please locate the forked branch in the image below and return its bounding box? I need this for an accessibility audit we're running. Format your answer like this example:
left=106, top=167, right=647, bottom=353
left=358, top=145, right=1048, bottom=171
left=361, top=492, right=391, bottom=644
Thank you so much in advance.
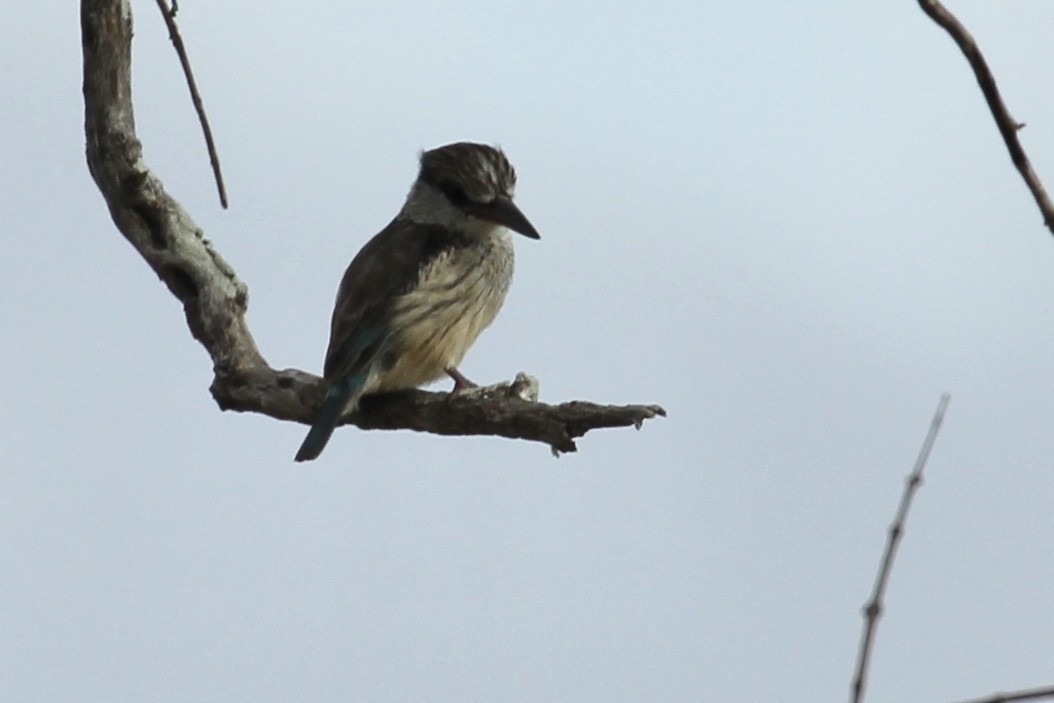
left=80, top=0, right=664, bottom=456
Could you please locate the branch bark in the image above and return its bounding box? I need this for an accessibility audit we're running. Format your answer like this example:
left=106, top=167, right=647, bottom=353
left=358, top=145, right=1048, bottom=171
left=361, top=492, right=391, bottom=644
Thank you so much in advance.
left=80, top=0, right=665, bottom=456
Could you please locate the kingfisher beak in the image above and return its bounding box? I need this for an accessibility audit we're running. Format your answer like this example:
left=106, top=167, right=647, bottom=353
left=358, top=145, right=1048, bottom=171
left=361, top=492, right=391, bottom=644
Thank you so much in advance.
left=470, top=197, right=540, bottom=239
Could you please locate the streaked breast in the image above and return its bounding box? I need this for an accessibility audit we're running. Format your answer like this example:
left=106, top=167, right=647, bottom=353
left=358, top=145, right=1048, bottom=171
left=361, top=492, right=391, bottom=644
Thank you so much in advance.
left=379, top=229, right=514, bottom=389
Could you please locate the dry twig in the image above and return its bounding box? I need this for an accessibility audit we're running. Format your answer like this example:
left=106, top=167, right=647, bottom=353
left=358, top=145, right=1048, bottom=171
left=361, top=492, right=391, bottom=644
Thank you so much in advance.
left=80, top=0, right=664, bottom=455
left=154, top=0, right=228, bottom=208
left=918, top=0, right=1054, bottom=234
left=849, top=394, right=950, bottom=703
left=949, top=686, right=1054, bottom=703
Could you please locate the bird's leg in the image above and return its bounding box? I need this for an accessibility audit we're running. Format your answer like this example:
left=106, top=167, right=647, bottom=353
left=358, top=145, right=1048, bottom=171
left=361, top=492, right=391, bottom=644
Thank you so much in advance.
left=445, top=367, right=478, bottom=393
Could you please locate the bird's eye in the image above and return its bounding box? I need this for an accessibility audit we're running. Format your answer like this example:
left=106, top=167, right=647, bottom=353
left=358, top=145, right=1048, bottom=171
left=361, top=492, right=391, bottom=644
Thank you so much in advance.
left=444, top=183, right=471, bottom=206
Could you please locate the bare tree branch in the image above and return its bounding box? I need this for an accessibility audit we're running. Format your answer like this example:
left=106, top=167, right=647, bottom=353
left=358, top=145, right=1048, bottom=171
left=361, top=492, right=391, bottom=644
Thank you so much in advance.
left=80, top=0, right=664, bottom=456
left=849, top=393, right=950, bottom=703
left=153, top=0, right=228, bottom=208
left=918, top=0, right=1054, bottom=234
left=950, top=686, right=1054, bottom=703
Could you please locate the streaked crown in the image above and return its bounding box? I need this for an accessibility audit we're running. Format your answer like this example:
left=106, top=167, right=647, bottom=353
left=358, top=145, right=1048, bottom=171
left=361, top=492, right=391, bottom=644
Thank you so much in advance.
left=418, top=142, right=517, bottom=206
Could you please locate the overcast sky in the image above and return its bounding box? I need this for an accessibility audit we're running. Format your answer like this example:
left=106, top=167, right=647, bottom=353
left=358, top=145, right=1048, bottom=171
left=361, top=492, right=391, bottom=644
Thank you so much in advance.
left=5, top=2, right=1054, bottom=702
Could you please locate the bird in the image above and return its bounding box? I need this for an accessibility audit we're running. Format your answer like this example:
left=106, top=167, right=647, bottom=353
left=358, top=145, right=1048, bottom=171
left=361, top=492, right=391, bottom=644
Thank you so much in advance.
left=294, top=142, right=540, bottom=462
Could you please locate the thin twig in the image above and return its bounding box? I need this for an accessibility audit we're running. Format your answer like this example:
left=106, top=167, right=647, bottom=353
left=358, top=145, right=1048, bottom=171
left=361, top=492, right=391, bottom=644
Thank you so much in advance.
left=950, top=686, right=1054, bottom=703
left=154, top=0, right=228, bottom=208
left=849, top=393, right=951, bottom=703
left=917, top=0, right=1054, bottom=234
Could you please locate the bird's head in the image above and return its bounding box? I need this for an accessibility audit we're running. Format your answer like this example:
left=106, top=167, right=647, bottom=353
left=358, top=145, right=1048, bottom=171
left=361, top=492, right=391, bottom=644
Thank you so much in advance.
left=416, top=142, right=540, bottom=240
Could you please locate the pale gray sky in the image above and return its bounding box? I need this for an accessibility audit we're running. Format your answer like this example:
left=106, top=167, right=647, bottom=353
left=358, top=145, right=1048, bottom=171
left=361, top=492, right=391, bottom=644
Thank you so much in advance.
left=5, top=2, right=1054, bottom=701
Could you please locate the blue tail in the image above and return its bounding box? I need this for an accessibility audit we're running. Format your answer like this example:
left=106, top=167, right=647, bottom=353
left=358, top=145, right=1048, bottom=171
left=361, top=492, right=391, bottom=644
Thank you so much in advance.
left=294, top=375, right=366, bottom=462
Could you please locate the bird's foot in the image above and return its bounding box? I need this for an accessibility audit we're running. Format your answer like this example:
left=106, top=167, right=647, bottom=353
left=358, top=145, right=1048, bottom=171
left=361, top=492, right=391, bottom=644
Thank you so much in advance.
left=445, top=372, right=540, bottom=402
